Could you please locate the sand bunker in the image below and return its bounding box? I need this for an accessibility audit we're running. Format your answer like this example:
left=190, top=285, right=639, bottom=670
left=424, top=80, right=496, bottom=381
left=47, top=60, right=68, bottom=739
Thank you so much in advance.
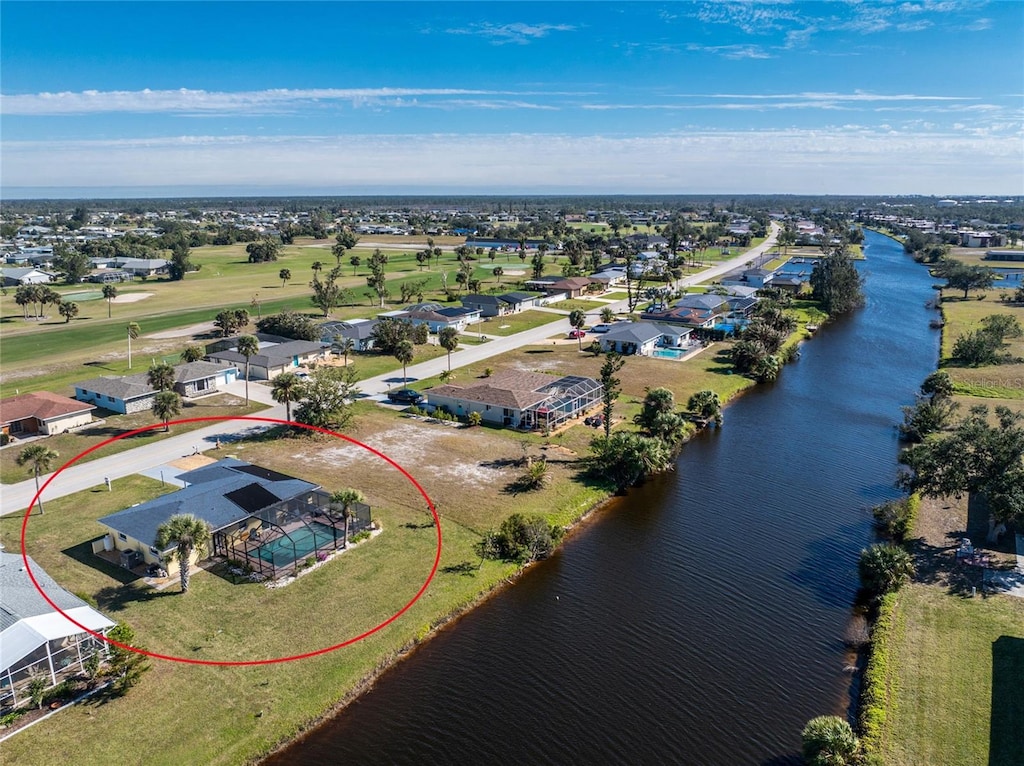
left=111, top=292, right=154, bottom=304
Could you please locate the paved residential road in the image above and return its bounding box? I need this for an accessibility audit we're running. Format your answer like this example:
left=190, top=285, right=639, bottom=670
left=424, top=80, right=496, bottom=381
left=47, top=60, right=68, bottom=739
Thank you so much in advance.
left=1, top=224, right=778, bottom=516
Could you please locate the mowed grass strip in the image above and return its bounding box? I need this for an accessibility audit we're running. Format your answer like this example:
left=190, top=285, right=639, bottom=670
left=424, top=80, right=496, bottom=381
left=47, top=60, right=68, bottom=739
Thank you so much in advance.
left=881, top=584, right=1024, bottom=766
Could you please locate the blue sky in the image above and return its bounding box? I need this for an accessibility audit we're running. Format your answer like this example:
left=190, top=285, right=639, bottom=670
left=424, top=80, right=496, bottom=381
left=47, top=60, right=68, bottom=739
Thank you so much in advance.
left=2, top=1, right=1022, bottom=197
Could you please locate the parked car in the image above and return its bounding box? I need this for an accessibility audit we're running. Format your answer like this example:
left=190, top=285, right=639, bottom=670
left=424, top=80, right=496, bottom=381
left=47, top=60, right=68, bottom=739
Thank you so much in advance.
left=567, top=329, right=586, bottom=339
left=386, top=388, right=423, bottom=404
left=590, top=324, right=612, bottom=334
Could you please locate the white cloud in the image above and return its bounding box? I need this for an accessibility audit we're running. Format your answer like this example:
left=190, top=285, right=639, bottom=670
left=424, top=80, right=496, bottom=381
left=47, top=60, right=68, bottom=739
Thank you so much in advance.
left=445, top=22, right=576, bottom=45
left=967, top=17, right=993, bottom=31
left=0, top=87, right=508, bottom=116
left=3, top=128, right=1020, bottom=195
left=685, top=43, right=773, bottom=59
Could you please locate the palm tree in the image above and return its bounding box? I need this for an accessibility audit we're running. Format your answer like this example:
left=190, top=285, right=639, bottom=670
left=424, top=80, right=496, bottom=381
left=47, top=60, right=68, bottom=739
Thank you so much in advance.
left=394, top=340, right=414, bottom=385
left=858, top=543, right=915, bottom=598
left=236, top=334, right=260, bottom=406
left=102, top=284, right=118, bottom=318
left=569, top=309, right=586, bottom=350
left=279, top=268, right=291, bottom=288
left=492, top=266, right=504, bottom=285
left=154, top=514, right=211, bottom=593
left=147, top=362, right=176, bottom=392
left=271, top=371, right=302, bottom=423
left=126, top=322, right=140, bottom=369
left=334, top=336, right=355, bottom=366
left=801, top=716, right=860, bottom=766
left=17, top=444, right=59, bottom=514
left=329, top=488, right=364, bottom=547
left=59, top=301, right=79, bottom=323
left=311, top=261, right=323, bottom=279
left=180, top=344, right=204, bottom=363
left=687, top=389, right=723, bottom=426
left=152, top=390, right=182, bottom=432
left=600, top=306, right=616, bottom=324
left=438, top=326, right=460, bottom=371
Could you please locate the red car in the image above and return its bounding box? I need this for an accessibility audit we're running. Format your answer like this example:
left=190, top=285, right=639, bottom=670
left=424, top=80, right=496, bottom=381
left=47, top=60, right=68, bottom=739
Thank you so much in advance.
left=567, top=329, right=586, bottom=339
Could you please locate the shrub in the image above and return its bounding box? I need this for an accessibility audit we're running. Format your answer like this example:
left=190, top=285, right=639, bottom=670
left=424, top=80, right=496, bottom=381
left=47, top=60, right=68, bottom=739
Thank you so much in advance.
left=467, top=411, right=482, bottom=427
left=801, top=715, right=860, bottom=766
left=871, top=494, right=919, bottom=543
left=350, top=530, right=371, bottom=543
left=479, top=513, right=563, bottom=563
left=859, top=543, right=915, bottom=598
left=860, top=593, right=898, bottom=752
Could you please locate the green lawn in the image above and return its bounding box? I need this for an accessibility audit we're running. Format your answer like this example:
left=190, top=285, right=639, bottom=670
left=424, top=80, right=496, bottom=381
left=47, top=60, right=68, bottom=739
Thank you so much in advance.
left=476, top=310, right=563, bottom=336
left=881, top=584, right=1024, bottom=766
left=547, top=298, right=608, bottom=313
left=937, top=290, right=1024, bottom=396
left=1, top=394, right=267, bottom=485
left=0, top=404, right=609, bottom=766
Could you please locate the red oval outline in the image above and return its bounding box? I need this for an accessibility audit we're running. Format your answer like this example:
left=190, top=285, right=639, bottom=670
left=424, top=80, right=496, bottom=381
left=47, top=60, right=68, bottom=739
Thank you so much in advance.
left=19, top=415, right=442, bottom=666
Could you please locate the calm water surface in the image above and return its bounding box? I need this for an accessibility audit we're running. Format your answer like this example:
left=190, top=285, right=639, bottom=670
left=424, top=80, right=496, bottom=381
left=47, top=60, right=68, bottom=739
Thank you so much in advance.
left=266, top=231, right=940, bottom=765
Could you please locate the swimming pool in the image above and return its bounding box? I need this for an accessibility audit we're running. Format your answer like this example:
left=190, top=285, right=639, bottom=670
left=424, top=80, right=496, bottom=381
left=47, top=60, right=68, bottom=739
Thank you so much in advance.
left=652, top=348, right=686, bottom=360
left=255, top=521, right=341, bottom=566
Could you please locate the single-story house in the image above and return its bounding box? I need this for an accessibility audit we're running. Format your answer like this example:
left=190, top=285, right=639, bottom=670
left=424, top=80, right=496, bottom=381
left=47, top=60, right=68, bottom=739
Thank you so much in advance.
left=0, top=267, right=56, bottom=286
left=768, top=275, right=805, bottom=294
left=74, top=374, right=157, bottom=414
left=721, top=268, right=773, bottom=289
left=74, top=362, right=238, bottom=413
left=524, top=276, right=598, bottom=298
left=206, top=340, right=327, bottom=380
left=204, top=332, right=291, bottom=355
left=640, top=305, right=718, bottom=328
left=320, top=319, right=379, bottom=351
left=379, top=303, right=481, bottom=333
left=462, top=294, right=510, bottom=318
left=598, top=321, right=693, bottom=356
left=0, top=549, right=115, bottom=709
left=589, top=266, right=628, bottom=287
left=426, top=371, right=602, bottom=430
left=173, top=361, right=239, bottom=397
left=959, top=231, right=1005, bottom=248
left=460, top=292, right=542, bottom=317
left=86, top=270, right=133, bottom=284
left=675, top=293, right=729, bottom=313
left=111, top=258, right=169, bottom=277
left=95, top=459, right=371, bottom=581
left=1, top=391, right=96, bottom=437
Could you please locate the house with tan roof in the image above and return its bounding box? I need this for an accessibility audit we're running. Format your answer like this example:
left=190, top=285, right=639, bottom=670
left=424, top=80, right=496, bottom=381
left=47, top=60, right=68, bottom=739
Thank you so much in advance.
left=426, top=370, right=602, bottom=430
left=1, top=391, right=96, bottom=437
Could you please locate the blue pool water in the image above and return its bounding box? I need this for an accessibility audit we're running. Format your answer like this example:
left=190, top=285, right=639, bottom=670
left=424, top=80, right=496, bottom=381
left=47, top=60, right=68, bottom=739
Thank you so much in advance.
left=256, top=521, right=339, bottom=565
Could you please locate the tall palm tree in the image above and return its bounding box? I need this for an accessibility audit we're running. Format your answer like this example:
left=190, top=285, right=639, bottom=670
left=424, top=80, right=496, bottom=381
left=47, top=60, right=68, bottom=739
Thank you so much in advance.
left=438, top=327, right=459, bottom=371
left=17, top=444, right=59, bottom=515
left=394, top=340, right=414, bottom=385
left=154, top=514, right=211, bottom=593
left=147, top=362, right=176, bottom=392
left=492, top=266, right=504, bottom=285
left=126, top=322, right=141, bottom=369
left=236, top=334, right=260, bottom=406
left=569, top=309, right=586, bottom=351
left=279, top=268, right=291, bottom=288
left=152, top=390, right=182, bottom=432
left=271, top=371, right=302, bottom=423
left=102, top=284, right=118, bottom=318
left=330, top=488, right=365, bottom=547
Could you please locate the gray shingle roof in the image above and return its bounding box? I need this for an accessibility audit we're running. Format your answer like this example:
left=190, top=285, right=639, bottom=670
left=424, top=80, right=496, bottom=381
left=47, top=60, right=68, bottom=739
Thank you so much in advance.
left=98, top=459, right=320, bottom=547
left=0, top=550, right=88, bottom=624
left=75, top=373, right=154, bottom=401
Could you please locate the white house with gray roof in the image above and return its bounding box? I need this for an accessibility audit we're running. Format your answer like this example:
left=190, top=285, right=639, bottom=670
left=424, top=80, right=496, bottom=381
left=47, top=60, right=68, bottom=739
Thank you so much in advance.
left=598, top=321, right=693, bottom=356
left=0, top=548, right=115, bottom=708
left=74, top=361, right=238, bottom=414
left=205, top=340, right=327, bottom=380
